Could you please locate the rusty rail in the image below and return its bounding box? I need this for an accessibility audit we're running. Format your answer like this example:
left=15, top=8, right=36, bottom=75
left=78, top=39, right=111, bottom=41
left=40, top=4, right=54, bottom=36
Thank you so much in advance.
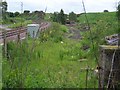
left=0, top=28, right=27, bottom=39
left=0, top=22, right=50, bottom=44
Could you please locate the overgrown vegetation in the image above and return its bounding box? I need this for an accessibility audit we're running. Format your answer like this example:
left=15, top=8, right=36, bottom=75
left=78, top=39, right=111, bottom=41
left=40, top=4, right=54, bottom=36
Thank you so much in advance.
left=3, top=22, right=98, bottom=88
left=77, top=12, right=118, bottom=62
left=8, top=20, right=32, bottom=28
left=1, top=1, right=119, bottom=88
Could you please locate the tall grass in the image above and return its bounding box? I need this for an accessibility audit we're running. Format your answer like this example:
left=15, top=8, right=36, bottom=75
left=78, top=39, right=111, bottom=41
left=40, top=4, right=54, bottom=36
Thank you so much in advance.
left=78, top=12, right=118, bottom=59
left=8, top=20, right=32, bottom=28
left=3, top=12, right=117, bottom=88
left=2, top=22, right=97, bottom=88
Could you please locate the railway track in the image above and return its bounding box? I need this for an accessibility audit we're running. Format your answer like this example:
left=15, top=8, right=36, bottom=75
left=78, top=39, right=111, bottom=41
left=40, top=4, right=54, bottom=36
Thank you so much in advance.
left=0, top=22, right=50, bottom=44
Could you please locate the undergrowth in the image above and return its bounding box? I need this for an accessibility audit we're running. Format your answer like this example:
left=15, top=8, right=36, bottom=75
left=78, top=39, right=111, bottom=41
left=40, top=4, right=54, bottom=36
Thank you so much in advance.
left=2, top=22, right=97, bottom=88
left=2, top=12, right=118, bottom=88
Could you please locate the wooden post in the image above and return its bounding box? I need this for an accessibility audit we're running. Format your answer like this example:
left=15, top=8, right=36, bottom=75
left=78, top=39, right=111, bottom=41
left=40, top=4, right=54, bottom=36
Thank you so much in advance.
left=18, top=29, right=20, bottom=43
left=3, top=29, right=7, bottom=57
left=85, top=67, right=88, bottom=88
left=118, top=33, right=120, bottom=46
left=99, top=45, right=120, bottom=88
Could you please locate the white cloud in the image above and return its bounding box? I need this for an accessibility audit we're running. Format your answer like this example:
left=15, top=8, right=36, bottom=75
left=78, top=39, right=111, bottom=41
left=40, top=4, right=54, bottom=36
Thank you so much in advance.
left=6, top=0, right=119, bottom=13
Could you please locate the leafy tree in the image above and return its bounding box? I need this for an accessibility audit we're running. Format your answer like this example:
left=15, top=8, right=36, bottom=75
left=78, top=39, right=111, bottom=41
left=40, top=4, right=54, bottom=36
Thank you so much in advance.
left=58, top=9, right=66, bottom=24
left=8, top=12, right=14, bottom=17
left=24, top=10, right=30, bottom=14
left=104, top=10, right=109, bottom=12
left=33, top=10, right=40, bottom=14
left=14, top=12, right=20, bottom=17
left=52, top=9, right=66, bottom=24
left=0, top=1, right=7, bottom=13
left=69, top=11, right=77, bottom=21
left=52, top=12, right=59, bottom=22
left=0, top=1, right=8, bottom=20
left=32, top=10, right=45, bottom=20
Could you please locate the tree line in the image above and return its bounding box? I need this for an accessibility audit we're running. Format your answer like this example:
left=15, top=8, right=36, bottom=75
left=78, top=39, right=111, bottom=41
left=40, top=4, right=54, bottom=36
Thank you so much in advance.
left=1, top=1, right=120, bottom=25
left=52, top=9, right=77, bottom=25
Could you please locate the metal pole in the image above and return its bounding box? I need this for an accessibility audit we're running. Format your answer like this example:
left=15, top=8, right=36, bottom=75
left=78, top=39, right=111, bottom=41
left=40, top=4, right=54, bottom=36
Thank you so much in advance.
left=18, top=2, right=23, bottom=43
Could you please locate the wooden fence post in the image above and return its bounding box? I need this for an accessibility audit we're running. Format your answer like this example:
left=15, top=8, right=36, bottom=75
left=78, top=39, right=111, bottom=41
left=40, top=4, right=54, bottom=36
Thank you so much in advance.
left=17, top=29, right=20, bottom=43
left=3, top=29, right=7, bottom=57
left=86, top=67, right=89, bottom=88
left=99, top=45, right=120, bottom=89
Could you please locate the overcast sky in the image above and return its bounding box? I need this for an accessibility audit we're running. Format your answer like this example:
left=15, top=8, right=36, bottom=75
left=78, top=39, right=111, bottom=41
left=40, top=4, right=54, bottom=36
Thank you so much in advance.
left=5, top=0, right=119, bottom=14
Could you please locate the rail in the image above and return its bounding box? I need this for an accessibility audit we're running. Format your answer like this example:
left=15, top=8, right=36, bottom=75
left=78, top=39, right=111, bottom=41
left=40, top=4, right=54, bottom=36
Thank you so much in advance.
left=0, top=22, right=50, bottom=44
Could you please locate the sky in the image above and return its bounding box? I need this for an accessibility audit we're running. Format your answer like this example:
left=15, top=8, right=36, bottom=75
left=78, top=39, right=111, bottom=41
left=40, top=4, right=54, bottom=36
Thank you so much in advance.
left=5, top=0, right=120, bottom=14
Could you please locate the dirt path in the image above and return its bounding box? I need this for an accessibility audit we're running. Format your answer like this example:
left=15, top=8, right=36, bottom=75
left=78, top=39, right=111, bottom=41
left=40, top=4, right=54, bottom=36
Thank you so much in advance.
left=65, top=26, right=82, bottom=40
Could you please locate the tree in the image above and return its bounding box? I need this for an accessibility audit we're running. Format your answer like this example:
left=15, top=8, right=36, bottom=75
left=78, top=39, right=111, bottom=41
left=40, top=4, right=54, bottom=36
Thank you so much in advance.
left=104, top=10, right=109, bottom=12
left=52, top=9, right=66, bottom=24
left=14, top=12, right=20, bottom=17
left=33, top=10, right=40, bottom=14
left=69, top=11, right=77, bottom=21
left=0, top=1, right=8, bottom=20
left=58, top=9, right=66, bottom=24
left=24, top=10, right=30, bottom=14
left=8, top=12, right=14, bottom=17
left=32, top=10, right=45, bottom=20
left=52, top=12, right=59, bottom=22
left=0, top=1, right=7, bottom=13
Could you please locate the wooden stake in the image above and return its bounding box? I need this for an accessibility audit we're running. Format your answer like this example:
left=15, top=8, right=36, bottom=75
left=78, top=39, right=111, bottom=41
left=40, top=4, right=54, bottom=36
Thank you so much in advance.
left=3, top=29, right=7, bottom=57
left=86, top=67, right=89, bottom=88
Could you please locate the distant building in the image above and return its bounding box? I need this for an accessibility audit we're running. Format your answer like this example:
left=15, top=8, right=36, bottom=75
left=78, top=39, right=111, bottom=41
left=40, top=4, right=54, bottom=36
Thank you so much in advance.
left=27, top=24, right=40, bottom=38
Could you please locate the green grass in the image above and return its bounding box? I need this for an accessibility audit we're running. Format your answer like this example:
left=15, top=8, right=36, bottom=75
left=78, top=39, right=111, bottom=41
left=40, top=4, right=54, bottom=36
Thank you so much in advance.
left=2, top=22, right=97, bottom=88
left=2, top=12, right=118, bottom=88
left=78, top=12, right=117, bottom=23
left=77, top=12, right=118, bottom=60
left=44, top=13, right=52, bottom=21
left=78, top=12, right=118, bottom=34
left=2, top=41, right=97, bottom=88
left=8, top=20, right=32, bottom=28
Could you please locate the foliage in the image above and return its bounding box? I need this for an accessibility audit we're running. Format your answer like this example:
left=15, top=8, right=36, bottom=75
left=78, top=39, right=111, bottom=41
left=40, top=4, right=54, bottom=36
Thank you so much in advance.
left=59, top=9, right=66, bottom=24
left=69, top=12, right=77, bottom=21
left=2, top=22, right=97, bottom=88
left=3, top=11, right=118, bottom=88
left=8, top=20, right=32, bottom=28
left=14, top=12, right=20, bottom=17
left=52, top=12, right=59, bottom=22
left=52, top=9, right=66, bottom=24
left=32, top=11, right=45, bottom=20
left=24, top=10, right=30, bottom=14
left=0, top=1, right=8, bottom=22
left=78, top=12, right=118, bottom=59
left=0, top=1, right=7, bottom=13
left=39, top=23, right=67, bottom=42
left=104, top=10, right=109, bottom=12
left=8, top=12, right=14, bottom=17
left=44, top=13, right=53, bottom=21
